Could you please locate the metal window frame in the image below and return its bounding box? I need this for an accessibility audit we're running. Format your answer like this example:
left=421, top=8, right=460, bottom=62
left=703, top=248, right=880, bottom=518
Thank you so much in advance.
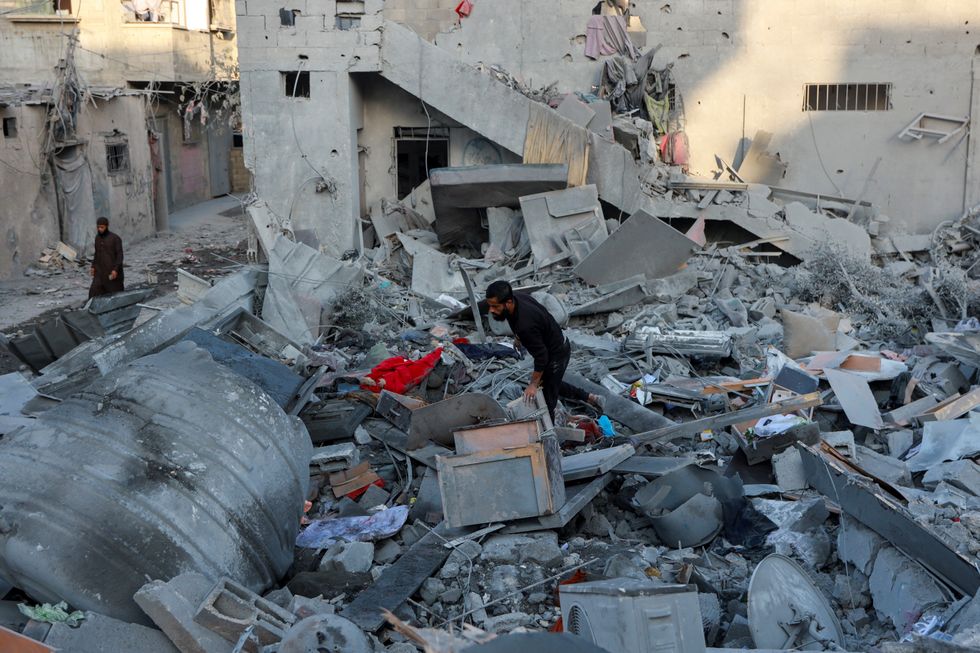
left=803, top=82, right=891, bottom=112
left=105, top=140, right=130, bottom=175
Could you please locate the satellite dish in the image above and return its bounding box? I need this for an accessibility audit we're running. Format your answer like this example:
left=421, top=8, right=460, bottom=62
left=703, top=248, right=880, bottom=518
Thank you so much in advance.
left=748, top=554, right=845, bottom=651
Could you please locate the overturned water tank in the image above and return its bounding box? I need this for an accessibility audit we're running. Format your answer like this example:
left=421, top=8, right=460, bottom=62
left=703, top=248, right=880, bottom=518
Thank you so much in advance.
left=0, top=342, right=312, bottom=623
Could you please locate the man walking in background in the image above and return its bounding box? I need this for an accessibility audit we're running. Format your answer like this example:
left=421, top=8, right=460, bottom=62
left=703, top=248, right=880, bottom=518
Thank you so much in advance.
left=485, top=280, right=604, bottom=421
left=89, top=217, right=125, bottom=297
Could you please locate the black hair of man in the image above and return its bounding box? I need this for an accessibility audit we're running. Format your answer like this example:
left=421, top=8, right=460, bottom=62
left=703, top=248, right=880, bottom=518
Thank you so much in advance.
left=96, top=217, right=109, bottom=226
left=485, top=280, right=514, bottom=302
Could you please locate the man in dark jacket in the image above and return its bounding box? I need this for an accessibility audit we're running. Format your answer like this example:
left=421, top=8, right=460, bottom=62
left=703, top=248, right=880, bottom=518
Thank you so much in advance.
left=486, top=280, right=603, bottom=421
left=89, top=217, right=125, bottom=297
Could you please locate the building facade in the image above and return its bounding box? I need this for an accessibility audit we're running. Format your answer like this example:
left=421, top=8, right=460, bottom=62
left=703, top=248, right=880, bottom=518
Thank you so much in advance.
left=234, top=0, right=980, bottom=260
left=0, top=0, right=246, bottom=279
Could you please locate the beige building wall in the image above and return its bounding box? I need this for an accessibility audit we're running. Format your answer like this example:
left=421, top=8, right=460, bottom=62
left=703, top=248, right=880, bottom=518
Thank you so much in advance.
left=389, top=0, right=980, bottom=234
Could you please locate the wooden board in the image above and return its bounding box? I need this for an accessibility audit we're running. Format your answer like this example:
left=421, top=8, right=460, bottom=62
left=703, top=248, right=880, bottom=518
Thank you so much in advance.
left=917, top=387, right=980, bottom=423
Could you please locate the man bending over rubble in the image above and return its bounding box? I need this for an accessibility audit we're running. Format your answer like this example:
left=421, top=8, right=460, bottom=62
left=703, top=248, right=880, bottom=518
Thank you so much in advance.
left=485, top=280, right=604, bottom=421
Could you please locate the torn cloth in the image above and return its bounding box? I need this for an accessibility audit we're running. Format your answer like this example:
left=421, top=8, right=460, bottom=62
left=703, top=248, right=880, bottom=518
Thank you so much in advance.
left=361, top=348, right=443, bottom=394
left=296, top=505, right=410, bottom=548
left=585, top=15, right=640, bottom=60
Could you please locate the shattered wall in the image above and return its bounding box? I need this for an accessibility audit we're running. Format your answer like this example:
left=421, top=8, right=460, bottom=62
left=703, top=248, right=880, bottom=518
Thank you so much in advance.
left=0, top=105, right=60, bottom=280
left=236, top=0, right=382, bottom=256
left=0, top=96, right=154, bottom=279
left=355, top=74, right=520, bottom=214
left=391, top=0, right=980, bottom=234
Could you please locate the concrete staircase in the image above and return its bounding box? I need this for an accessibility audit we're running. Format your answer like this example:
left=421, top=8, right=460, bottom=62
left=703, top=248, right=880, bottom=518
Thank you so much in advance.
left=379, top=21, right=645, bottom=216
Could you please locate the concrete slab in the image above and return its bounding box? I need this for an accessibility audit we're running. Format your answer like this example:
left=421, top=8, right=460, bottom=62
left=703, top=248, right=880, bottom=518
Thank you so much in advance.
left=428, top=164, right=568, bottom=249
left=907, top=416, right=980, bottom=472
left=869, top=546, right=949, bottom=631
left=825, top=368, right=884, bottom=430
left=855, top=445, right=912, bottom=486
left=556, top=95, right=595, bottom=128
left=575, top=209, right=699, bottom=286
left=799, top=442, right=980, bottom=596
left=923, top=460, right=980, bottom=496
left=45, top=611, right=179, bottom=653
left=519, top=185, right=607, bottom=264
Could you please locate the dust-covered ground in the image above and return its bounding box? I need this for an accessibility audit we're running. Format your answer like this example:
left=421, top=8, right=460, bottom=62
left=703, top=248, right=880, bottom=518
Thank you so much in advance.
left=0, top=196, right=250, bottom=373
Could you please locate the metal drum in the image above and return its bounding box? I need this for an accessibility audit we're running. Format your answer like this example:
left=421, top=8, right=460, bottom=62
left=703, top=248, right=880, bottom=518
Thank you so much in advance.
left=0, top=341, right=312, bottom=623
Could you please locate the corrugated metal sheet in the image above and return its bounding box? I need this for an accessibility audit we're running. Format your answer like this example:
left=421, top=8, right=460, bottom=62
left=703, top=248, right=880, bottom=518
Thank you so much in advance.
left=0, top=341, right=312, bottom=624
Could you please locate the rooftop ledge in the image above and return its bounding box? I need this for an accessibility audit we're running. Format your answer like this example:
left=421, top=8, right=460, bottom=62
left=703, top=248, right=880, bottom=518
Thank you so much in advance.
left=5, top=14, right=80, bottom=22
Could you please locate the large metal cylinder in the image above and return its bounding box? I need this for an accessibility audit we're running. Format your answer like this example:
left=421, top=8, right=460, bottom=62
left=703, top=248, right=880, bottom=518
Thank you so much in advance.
left=0, top=342, right=312, bottom=623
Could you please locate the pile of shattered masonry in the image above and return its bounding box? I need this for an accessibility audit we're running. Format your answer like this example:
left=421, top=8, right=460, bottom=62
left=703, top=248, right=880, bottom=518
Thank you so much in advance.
left=10, top=72, right=980, bottom=653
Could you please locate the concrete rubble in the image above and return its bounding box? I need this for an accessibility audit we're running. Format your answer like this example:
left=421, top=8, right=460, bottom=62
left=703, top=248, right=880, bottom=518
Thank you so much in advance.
left=4, top=20, right=980, bottom=653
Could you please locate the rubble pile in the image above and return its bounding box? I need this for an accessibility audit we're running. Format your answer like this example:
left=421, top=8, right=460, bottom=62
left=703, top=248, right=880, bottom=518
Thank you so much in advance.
left=5, top=51, right=980, bottom=653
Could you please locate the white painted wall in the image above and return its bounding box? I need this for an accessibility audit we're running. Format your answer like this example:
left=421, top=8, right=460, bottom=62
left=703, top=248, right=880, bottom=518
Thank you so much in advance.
left=418, top=0, right=980, bottom=234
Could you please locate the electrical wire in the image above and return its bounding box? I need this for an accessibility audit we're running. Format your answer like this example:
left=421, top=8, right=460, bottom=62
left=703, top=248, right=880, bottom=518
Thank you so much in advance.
left=806, top=111, right=844, bottom=196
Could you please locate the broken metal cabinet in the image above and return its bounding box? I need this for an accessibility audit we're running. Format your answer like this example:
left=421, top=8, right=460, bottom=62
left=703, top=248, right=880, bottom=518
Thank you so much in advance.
left=452, top=418, right=547, bottom=455
left=436, top=434, right=565, bottom=528
left=376, top=390, right=426, bottom=432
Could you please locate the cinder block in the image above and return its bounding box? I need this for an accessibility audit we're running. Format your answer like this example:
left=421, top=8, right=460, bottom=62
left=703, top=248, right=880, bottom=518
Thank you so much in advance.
left=235, top=14, right=266, bottom=34
left=135, top=573, right=233, bottom=653
left=294, top=14, right=325, bottom=30
left=194, top=578, right=296, bottom=652
left=235, top=0, right=246, bottom=16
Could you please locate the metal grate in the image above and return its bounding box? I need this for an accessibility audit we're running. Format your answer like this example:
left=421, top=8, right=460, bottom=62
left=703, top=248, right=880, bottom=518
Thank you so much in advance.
left=106, top=141, right=129, bottom=174
left=803, top=83, right=891, bottom=112
left=567, top=605, right=596, bottom=642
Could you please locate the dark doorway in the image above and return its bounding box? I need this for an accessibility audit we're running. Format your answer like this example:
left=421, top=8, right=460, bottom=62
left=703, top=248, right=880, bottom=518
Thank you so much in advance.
left=395, top=126, right=449, bottom=199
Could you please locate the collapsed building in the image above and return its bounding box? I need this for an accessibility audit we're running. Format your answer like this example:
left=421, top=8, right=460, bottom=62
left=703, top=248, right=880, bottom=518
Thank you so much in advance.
left=4, top=0, right=980, bottom=652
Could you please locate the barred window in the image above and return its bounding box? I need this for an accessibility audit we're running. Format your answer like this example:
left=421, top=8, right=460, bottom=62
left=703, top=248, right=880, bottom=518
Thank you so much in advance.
left=803, top=83, right=891, bottom=112
left=106, top=141, right=129, bottom=174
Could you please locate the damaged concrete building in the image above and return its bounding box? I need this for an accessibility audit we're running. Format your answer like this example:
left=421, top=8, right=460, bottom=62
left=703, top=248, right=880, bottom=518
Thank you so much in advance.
left=238, top=0, right=980, bottom=254
left=6, top=0, right=980, bottom=652
left=0, top=0, right=248, bottom=279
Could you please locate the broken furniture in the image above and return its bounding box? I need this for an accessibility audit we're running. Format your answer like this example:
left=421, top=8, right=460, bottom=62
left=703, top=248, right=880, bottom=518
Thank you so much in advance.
left=0, top=342, right=312, bottom=624
left=407, top=393, right=508, bottom=449
left=559, top=579, right=706, bottom=653
left=436, top=423, right=564, bottom=528
left=428, top=164, right=568, bottom=249
left=302, top=399, right=373, bottom=444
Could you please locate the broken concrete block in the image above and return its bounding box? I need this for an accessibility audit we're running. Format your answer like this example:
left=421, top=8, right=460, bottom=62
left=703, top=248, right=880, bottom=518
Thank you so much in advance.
left=288, top=596, right=336, bottom=620
left=885, top=429, right=914, bottom=458
left=923, top=460, right=980, bottom=497
left=420, top=577, right=446, bottom=606
left=752, top=497, right=829, bottom=532
left=374, top=539, right=402, bottom=564
left=823, top=430, right=857, bottom=458
left=766, top=527, right=832, bottom=568
left=45, top=611, right=180, bottom=653
left=868, top=546, right=948, bottom=631
left=134, top=573, right=233, bottom=653
left=772, top=447, right=807, bottom=490
left=832, top=570, right=871, bottom=609
left=482, top=611, right=532, bottom=633
left=464, top=592, right=488, bottom=625
left=319, top=541, right=375, bottom=575
left=480, top=531, right=562, bottom=567
left=855, top=445, right=912, bottom=486
left=194, top=578, right=296, bottom=652
left=837, top=517, right=887, bottom=576
left=263, top=587, right=294, bottom=609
